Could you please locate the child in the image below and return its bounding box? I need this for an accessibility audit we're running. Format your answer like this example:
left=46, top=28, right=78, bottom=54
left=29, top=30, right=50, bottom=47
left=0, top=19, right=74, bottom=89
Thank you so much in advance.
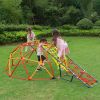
left=52, top=29, right=70, bottom=62
left=37, top=38, right=47, bottom=70
left=27, top=27, right=35, bottom=42
left=25, top=27, right=35, bottom=51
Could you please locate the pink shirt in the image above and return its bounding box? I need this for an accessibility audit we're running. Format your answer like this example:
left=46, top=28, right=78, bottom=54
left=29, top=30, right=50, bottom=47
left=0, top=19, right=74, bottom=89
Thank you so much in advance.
left=27, top=32, right=35, bottom=41
left=56, top=37, right=68, bottom=49
left=37, top=43, right=43, bottom=55
left=56, top=37, right=70, bottom=57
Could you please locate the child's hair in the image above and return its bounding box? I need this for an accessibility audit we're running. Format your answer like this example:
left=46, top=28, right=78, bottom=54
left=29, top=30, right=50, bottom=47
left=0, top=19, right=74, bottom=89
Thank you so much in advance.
left=52, top=29, right=60, bottom=36
left=26, top=27, right=32, bottom=32
left=40, top=38, right=47, bottom=43
left=52, top=29, right=60, bottom=46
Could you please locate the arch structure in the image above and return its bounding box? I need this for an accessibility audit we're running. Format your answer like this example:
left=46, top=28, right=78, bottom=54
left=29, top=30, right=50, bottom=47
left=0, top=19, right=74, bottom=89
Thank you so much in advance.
left=5, top=40, right=54, bottom=80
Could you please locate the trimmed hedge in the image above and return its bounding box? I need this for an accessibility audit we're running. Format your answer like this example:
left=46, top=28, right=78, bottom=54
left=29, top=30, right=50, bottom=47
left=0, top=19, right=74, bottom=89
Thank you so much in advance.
left=0, top=24, right=30, bottom=32
left=58, top=25, right=76, bottom=30
left=0, top=29, right=51, bottom=45
left=37, top=29, right=100, bottom=38
left=0, top=31, right=26, bottom=45
left=0, top=24, right=100, bottom=45
left=0, top=24, right=50, bottom=33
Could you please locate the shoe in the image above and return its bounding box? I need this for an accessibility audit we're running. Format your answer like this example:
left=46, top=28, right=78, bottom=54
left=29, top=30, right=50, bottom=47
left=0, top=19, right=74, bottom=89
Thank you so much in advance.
left=36, top=68, right=42, bottom=71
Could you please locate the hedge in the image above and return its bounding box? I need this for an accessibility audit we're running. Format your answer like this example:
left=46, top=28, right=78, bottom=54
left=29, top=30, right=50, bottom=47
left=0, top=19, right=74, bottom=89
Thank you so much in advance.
left=0, top=29, right=51, bottom=45
left=37, top=29, right=100, bottom=38
left=0, top=24, right=50, bottom=33
left=0, top=25, right=100, bottom=45
left=0, top=31, right=26, bottom=45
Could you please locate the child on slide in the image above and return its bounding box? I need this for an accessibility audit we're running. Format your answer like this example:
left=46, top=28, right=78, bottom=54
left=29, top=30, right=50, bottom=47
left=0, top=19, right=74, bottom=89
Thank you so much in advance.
left=52, top=29, right=70, bottom=65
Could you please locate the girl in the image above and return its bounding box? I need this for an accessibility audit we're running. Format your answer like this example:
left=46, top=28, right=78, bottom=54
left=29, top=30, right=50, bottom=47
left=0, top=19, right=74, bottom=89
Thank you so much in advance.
left=52, top=29, right=70, bottom=61
left=37, top=38, right=47, bottom=70
left=25, top=27, right=35, bottom=51
left=26, top=27, right=35, bottom=42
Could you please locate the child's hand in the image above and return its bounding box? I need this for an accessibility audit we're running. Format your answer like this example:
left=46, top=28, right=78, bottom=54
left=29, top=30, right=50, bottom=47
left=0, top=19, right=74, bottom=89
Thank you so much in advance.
left=30, top=37, right=33, bottom=40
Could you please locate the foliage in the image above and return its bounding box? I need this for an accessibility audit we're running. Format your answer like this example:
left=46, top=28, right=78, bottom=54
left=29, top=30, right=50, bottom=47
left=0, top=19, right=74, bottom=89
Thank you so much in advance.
left=58, top=25, right=76, bottom=30
left=90, top=12, right=99, bottom=23
left=0, top=27, right=51, bottom=44
left=0, top=24, right=51, bottom=32
left=0, top=24, right=100, bottom=44
left=0, top=0, right=100, bottom=26
left=60, top=6, right=82, bottom=25
left=93, top=0, right=100, bottom=15
left=0, top=24, right=31, bottom=32
left=76, top=18, right=93, bottom=29
left=0, top=31, right=26, bottom=45
left=95, top=20, right=100, bottom=26
left=0, top=0, right=22, bottom=24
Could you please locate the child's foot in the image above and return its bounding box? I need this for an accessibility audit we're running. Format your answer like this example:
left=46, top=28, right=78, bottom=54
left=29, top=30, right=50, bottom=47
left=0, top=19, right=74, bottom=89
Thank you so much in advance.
left=36, top=68, right=42, bottom=71
left=57, top=76, right=60, bottom=80
left=52, top=77, right=56, bottom=79
left=36, top=66, right=42, bottom=71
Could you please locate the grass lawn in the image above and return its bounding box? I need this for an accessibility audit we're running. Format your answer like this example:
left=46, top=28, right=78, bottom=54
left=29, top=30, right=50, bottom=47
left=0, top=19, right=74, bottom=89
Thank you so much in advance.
left=0, top=37, right=100, bottom=100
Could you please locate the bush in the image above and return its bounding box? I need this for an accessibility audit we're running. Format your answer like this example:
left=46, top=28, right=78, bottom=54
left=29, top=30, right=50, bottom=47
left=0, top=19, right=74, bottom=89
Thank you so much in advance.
left=0, top=25, right=100, bottom=45
left=59, top=25, right=72, bottom=30
left=33, top=25, right=51, bottom=31
left=77, top=18, right=93, bottom=29
left=0, top=31, right=26, bottom=45
left=37, top=28, right=100, bottom=37
left=32, top=25, right=42, bottom=30
left=90, top=12, right=99, bottom=23
left=0, top=24, right=32, bottom=32
left=95, top=20, right=100, bottom=26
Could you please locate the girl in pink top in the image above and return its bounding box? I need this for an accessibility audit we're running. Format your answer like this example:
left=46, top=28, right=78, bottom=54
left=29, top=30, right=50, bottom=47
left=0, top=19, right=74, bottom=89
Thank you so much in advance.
left=26, top=27, right=35, bottom=42
left=25, top=27, right=35, bottom=51
left=52, top=29, right=70, bottom=60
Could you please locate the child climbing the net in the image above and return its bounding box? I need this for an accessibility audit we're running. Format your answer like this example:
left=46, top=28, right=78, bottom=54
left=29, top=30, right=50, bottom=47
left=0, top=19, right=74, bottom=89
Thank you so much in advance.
left=36, top=38, right=47, bottom=70
left=25, top=27, right=36, bottom=51
left=52, top=29, right=70, bottom=67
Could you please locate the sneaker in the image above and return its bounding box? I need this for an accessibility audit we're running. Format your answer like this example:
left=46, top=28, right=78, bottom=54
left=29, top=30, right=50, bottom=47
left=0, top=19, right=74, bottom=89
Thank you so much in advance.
left=36, top=68, right=42, bottom=71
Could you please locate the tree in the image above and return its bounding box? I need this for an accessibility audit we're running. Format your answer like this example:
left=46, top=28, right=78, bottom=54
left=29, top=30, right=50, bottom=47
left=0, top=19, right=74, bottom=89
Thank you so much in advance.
left=73, top=0, right=94, bottom=18
left=61, top=6, right=82, bottom=25
left=21, top=0, right=49, bottom=24
left=0, top=0, right=22, bottom=24
left=93, top=0, right=100, bottom=15
left=0, top=0, right=99, bottom=25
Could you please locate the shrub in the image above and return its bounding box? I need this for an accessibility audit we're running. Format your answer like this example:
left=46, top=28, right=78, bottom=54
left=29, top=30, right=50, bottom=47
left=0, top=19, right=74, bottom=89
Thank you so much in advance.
left=77, top=18, right=93, bottom=29
left=90, top=12, right=99, bottom=23
left=32, top=25, right=43, bottom=31
left=0, top=24, right=50, bottom=32
left=0, top=25, right=100, bottom=45
left=95, top=20, right=100, bottom=26
left=0, top=24, right=32, bottom=32
left=0, top=31, right=26, bottom=45
left=37, top=28, right=100, bottom=38
left=59, top=25, right=72, bottom=30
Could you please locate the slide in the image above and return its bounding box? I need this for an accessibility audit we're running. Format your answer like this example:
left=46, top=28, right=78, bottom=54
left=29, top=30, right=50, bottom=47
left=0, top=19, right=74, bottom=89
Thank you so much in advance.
left=42, top=44, right=98, bottom=87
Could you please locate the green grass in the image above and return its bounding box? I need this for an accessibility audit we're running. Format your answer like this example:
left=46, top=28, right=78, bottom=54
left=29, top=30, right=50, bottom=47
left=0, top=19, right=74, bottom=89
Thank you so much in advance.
left=0, top=37, right=100, bottom=100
